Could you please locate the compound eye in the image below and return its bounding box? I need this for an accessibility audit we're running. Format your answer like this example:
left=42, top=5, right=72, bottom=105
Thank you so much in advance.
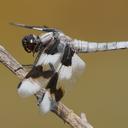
left=24, top=39, right=28, bottom=43
left=22, top=34, right=38, bottom=53
left=22, top=38, right=28, bottom=44
left=30, top=39, right=34, bottom=43
left=22, top=38, right=31, bottom=53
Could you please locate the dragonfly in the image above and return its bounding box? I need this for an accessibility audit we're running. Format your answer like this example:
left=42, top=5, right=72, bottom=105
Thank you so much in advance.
left=11, top=22, right=128, bottom=113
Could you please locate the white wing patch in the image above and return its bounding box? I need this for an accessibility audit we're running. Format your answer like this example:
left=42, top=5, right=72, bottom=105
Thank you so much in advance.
left=36, top=53, right=48, bottom=66
left=72, top=53, right=86, bottom=75
left=17, top=79, right=41, bottom=97
left=36, top=53, right=62, bottom=69
left=36, top=52, right=85, bottom=82
left=59, top=66, right=72, bottom=80
left=39, top=91, right=52, bottom=113
left=59, top=53, right=86, bottom=81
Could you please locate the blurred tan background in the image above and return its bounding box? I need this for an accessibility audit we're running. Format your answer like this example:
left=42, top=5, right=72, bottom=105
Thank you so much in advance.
left=0, top=0, right=128, bottom=127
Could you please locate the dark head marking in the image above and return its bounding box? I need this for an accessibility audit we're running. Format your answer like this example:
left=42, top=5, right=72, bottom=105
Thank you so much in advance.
left=22, top=34, right=40, bottom=54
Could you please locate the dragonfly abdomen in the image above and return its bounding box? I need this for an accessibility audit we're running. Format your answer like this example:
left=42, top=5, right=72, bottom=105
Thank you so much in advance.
left=72, top=39, right=128, bottom=53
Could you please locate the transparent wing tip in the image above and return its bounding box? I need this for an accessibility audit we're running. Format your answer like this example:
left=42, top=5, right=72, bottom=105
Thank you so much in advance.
left=9, top=22, right=33, bottom=29
left=10, top=22, right=24, bottom=27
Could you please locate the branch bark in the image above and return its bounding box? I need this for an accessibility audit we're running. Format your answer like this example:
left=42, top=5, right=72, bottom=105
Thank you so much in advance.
left=0, top=45, right=93, bottom=128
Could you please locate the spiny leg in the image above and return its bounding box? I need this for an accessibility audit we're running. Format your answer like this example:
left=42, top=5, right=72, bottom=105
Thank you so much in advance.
left=14, top=64, right=33, bottom=72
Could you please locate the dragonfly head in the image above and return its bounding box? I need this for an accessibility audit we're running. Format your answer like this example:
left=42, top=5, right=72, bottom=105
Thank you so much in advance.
left=22, top=34, right=40, bottom=53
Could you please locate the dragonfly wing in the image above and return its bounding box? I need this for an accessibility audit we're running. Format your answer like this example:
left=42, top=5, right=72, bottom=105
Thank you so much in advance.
left=10, top=22, right=48, bottom=31
left=59, top=53, right=86, bottom=81
left=59, top=66, right=72, bottom=80
left=10, top=22, right=61, bottom=32
left=39, top=91, right=52, bottom=113
left=72, top=53, right=86, bottom=75
left=36, top=53, right=62, bottom=69
left=17, top=78, right=41, bottom=97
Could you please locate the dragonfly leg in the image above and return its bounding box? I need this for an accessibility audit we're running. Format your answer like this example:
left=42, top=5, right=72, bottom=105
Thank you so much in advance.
left=14, top=64, right=33, bottom=72
left=22, top=64, right=33, bottom=68
left=49, top=63, right=56, bottom=72
left=14, top=63, right=33, bottom=72
left=22, top=64, right=33, bottom=66
left=14, top=67, right=23, bottom=72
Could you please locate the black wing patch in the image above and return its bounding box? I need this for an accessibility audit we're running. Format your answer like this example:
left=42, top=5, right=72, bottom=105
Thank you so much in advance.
left=44, top=38, right=60, bottom=55
left=61, top=44, right=74, bottom=66
left=46, top=72, right=59, bottom=93
left=25, top=65, right=54, bottom=79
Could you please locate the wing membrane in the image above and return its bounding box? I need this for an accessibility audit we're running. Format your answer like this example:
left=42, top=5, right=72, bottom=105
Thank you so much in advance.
left=10, top=22, right=60, bottom=32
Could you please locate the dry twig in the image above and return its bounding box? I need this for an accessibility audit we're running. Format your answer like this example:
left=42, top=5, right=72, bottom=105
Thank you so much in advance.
left=0, top=45, right=93, bottom=128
